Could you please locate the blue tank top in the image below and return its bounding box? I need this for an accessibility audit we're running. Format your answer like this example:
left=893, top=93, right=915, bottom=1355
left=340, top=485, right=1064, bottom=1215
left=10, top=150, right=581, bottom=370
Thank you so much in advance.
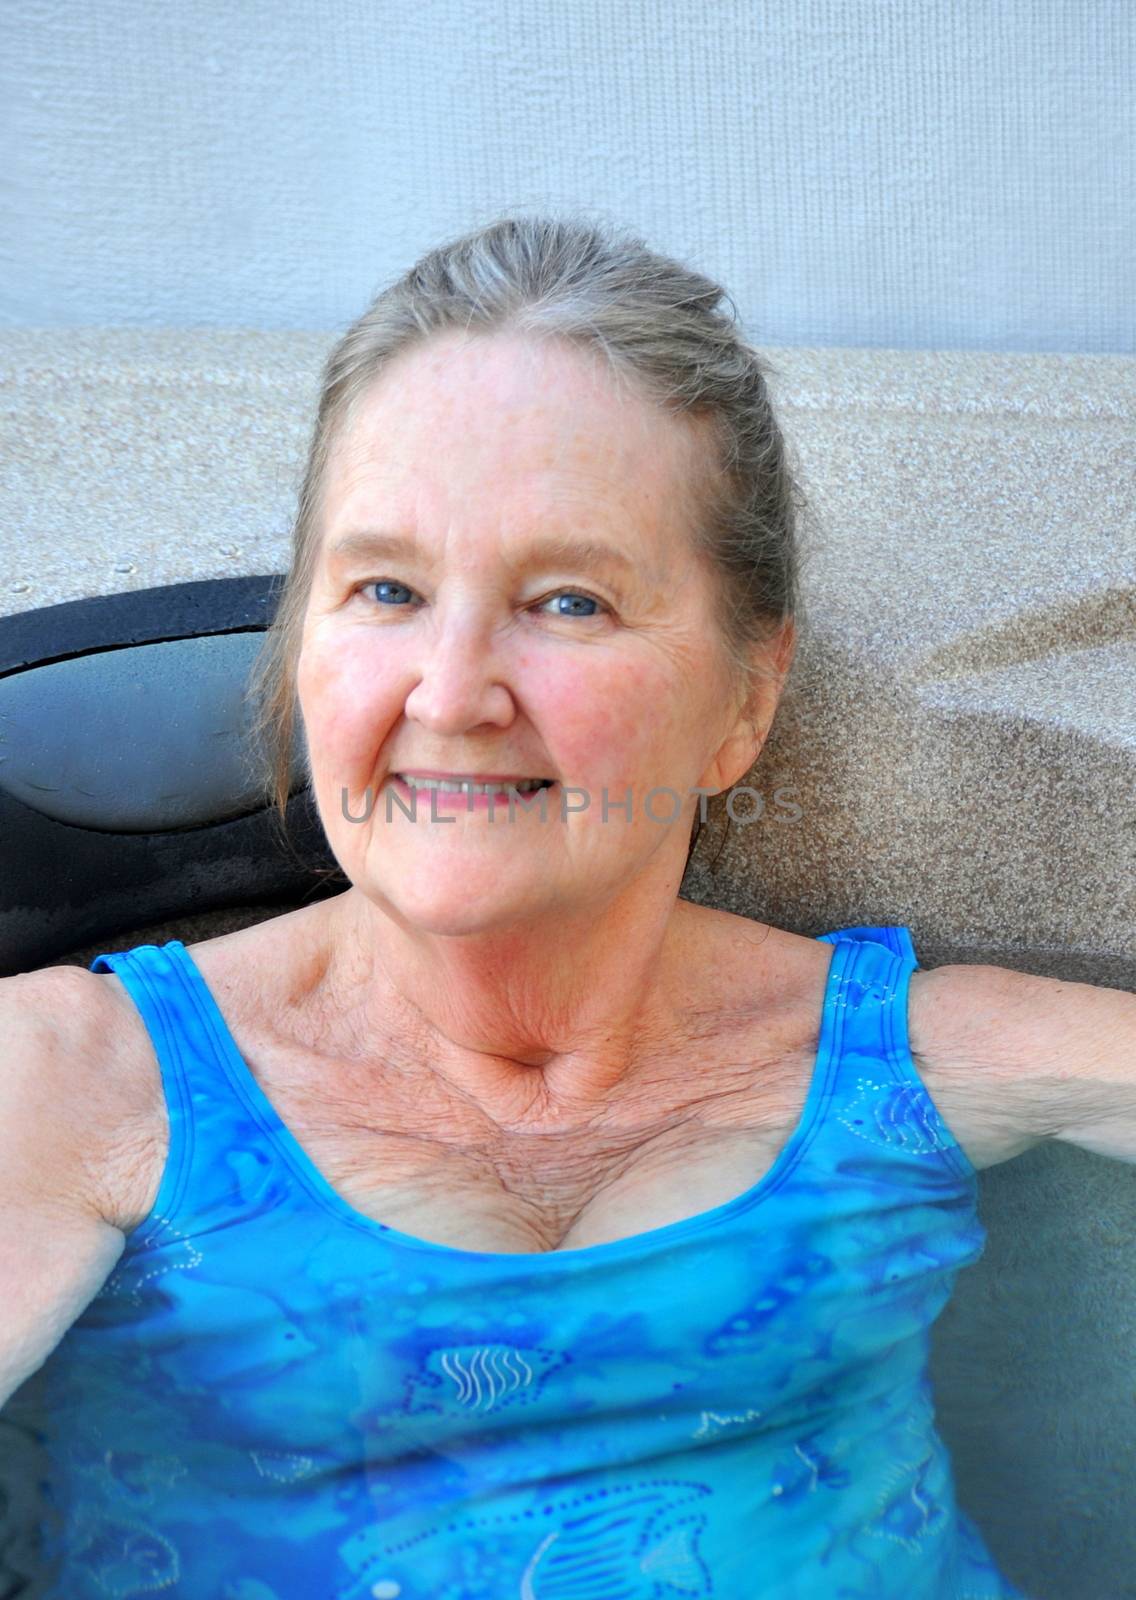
left=17, top=924, right=1033, bottom=1599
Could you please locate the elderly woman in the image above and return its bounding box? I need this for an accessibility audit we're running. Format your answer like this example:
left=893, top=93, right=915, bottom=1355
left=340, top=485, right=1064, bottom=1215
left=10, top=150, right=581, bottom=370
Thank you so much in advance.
left=2, top=216, right=1132, bottom=1600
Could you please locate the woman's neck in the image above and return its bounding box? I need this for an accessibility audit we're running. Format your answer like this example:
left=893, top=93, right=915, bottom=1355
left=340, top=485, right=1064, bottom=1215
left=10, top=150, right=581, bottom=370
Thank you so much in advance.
left=314, top=886, right=702, bottom=1130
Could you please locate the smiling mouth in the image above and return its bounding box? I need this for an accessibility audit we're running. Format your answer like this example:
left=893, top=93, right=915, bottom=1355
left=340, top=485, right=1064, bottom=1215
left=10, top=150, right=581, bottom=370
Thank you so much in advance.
left=393, top=775, right=556, bottom=794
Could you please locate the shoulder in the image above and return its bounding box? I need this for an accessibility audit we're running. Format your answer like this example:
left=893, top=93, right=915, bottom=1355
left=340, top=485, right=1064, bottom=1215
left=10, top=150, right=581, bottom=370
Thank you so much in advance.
left=906, top=961, right=1093, bottom=1166
left=907, top=959, right=1117, bottom=1084
left=907, top=963, right=1052, bottom=1146
left=183, top=902, right=336, bottom=1027
left=11, top=963, right=167, bottom=1232
left=908, top=959, right=1136, bottom=1164
left=7, top=963, right=127, bottom=1074
left=671, top=901, right=827, bottom=987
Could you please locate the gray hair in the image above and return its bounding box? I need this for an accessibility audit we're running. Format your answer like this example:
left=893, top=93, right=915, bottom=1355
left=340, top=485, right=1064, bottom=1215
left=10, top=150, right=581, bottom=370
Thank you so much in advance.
left=244, top=210, right=815, bottom=876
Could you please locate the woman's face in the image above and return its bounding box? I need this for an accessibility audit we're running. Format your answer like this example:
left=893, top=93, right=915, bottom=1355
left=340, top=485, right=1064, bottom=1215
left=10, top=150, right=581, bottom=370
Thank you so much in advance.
left=297, top=329, right=764, bottom=936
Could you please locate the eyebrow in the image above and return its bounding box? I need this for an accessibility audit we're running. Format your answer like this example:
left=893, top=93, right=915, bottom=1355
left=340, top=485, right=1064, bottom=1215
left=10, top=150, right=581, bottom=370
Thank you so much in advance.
left=325, top=528, right=639, bottom=585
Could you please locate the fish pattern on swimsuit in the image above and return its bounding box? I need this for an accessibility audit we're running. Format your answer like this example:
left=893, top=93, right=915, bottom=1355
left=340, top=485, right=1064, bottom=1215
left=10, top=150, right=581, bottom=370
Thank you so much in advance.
left=2, top=927, right=1034, bottom=1599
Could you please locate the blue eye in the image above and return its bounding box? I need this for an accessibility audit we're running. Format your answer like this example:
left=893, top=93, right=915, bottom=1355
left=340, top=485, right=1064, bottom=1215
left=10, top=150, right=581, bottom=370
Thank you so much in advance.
left=362, top=580, right=415, bottom=606
left=354, top=581, right=608, bottom=618
left=537, top=590, right=606, bottom=618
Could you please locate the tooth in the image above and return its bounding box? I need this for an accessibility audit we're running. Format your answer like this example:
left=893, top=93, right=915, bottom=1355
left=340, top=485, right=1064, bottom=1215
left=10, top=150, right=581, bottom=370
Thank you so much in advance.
left=399, top=775, right=551, bottom=794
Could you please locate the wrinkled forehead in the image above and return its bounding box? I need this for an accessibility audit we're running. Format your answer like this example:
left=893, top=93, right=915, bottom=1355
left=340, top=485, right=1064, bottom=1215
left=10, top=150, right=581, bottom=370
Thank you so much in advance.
left=317, top=334, right=722, bottom=570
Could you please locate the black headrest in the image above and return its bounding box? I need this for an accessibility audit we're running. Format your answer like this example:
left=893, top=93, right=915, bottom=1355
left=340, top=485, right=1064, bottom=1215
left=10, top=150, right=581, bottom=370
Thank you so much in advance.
left=0, top=575, right=344, bottom=976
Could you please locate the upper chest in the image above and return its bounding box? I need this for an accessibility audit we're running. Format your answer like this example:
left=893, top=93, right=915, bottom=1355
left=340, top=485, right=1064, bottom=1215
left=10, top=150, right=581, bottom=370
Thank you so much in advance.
left=98, top=933, right=1040, bottom=1253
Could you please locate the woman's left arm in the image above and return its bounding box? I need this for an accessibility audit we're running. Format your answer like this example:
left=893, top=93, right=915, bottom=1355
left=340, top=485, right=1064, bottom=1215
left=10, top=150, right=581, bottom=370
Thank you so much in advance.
left=912, top=963, right=1136, bottom=1164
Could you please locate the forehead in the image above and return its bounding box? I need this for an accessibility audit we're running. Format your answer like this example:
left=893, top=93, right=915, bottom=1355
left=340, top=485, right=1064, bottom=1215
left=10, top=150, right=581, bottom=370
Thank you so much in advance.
left=338, top=329, right=650, bottom=440
left=321, top=331, right=714, bottom=550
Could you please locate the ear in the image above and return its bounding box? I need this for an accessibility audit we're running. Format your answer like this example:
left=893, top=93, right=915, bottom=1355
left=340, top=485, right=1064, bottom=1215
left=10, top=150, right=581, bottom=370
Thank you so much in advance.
left=698, top=619, right=796, bottom=794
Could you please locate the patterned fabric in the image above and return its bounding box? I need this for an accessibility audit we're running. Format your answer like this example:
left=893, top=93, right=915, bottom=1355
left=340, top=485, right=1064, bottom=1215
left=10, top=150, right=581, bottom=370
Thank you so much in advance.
left=18, top=926, right=1032, bottom=1597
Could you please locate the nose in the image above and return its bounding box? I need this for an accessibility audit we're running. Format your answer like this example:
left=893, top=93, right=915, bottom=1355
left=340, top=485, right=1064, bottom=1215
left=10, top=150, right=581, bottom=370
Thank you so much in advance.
left=402, top=609, right=516, bottom=735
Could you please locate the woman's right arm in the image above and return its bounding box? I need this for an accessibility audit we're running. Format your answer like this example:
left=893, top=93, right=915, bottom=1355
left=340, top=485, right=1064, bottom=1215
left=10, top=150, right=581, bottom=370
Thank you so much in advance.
left=0, top=969, right=130, bottom=1409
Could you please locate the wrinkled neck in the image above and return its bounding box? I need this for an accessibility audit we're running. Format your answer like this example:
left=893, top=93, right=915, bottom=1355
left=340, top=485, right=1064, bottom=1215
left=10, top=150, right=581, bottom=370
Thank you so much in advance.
left=315, top=886, right=698, bottom=1128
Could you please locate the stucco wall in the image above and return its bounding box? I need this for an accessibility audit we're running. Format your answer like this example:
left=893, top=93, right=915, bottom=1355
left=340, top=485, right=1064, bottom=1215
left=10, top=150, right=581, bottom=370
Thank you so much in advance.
left=2, top=0, right=1132, bottom=350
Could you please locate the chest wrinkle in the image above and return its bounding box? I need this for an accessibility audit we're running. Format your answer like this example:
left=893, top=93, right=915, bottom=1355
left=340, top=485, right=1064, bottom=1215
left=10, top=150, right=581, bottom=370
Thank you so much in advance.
left=264, top=1009, right=810, bottom=1220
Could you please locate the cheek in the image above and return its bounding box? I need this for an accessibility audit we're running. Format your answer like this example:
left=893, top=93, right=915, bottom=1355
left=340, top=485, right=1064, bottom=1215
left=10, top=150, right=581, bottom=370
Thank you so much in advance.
left=297, top=635, right=393, bottom=760
left=537, top=659, right=671, bottom=774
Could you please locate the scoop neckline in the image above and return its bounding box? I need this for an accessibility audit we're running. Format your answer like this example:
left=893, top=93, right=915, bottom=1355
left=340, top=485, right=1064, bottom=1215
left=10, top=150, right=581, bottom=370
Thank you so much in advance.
left=164, top=935, right=848, bottom=1270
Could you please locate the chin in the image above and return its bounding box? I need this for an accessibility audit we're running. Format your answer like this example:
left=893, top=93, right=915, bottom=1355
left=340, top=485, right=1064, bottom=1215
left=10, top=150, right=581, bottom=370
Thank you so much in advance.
left=370, top=873, right=555, bottom=938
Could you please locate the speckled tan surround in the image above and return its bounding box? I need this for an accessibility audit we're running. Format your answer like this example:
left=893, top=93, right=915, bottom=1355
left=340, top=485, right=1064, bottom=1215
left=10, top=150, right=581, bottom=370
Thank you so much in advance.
left=0, top=332, right=1133, bottom=1596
